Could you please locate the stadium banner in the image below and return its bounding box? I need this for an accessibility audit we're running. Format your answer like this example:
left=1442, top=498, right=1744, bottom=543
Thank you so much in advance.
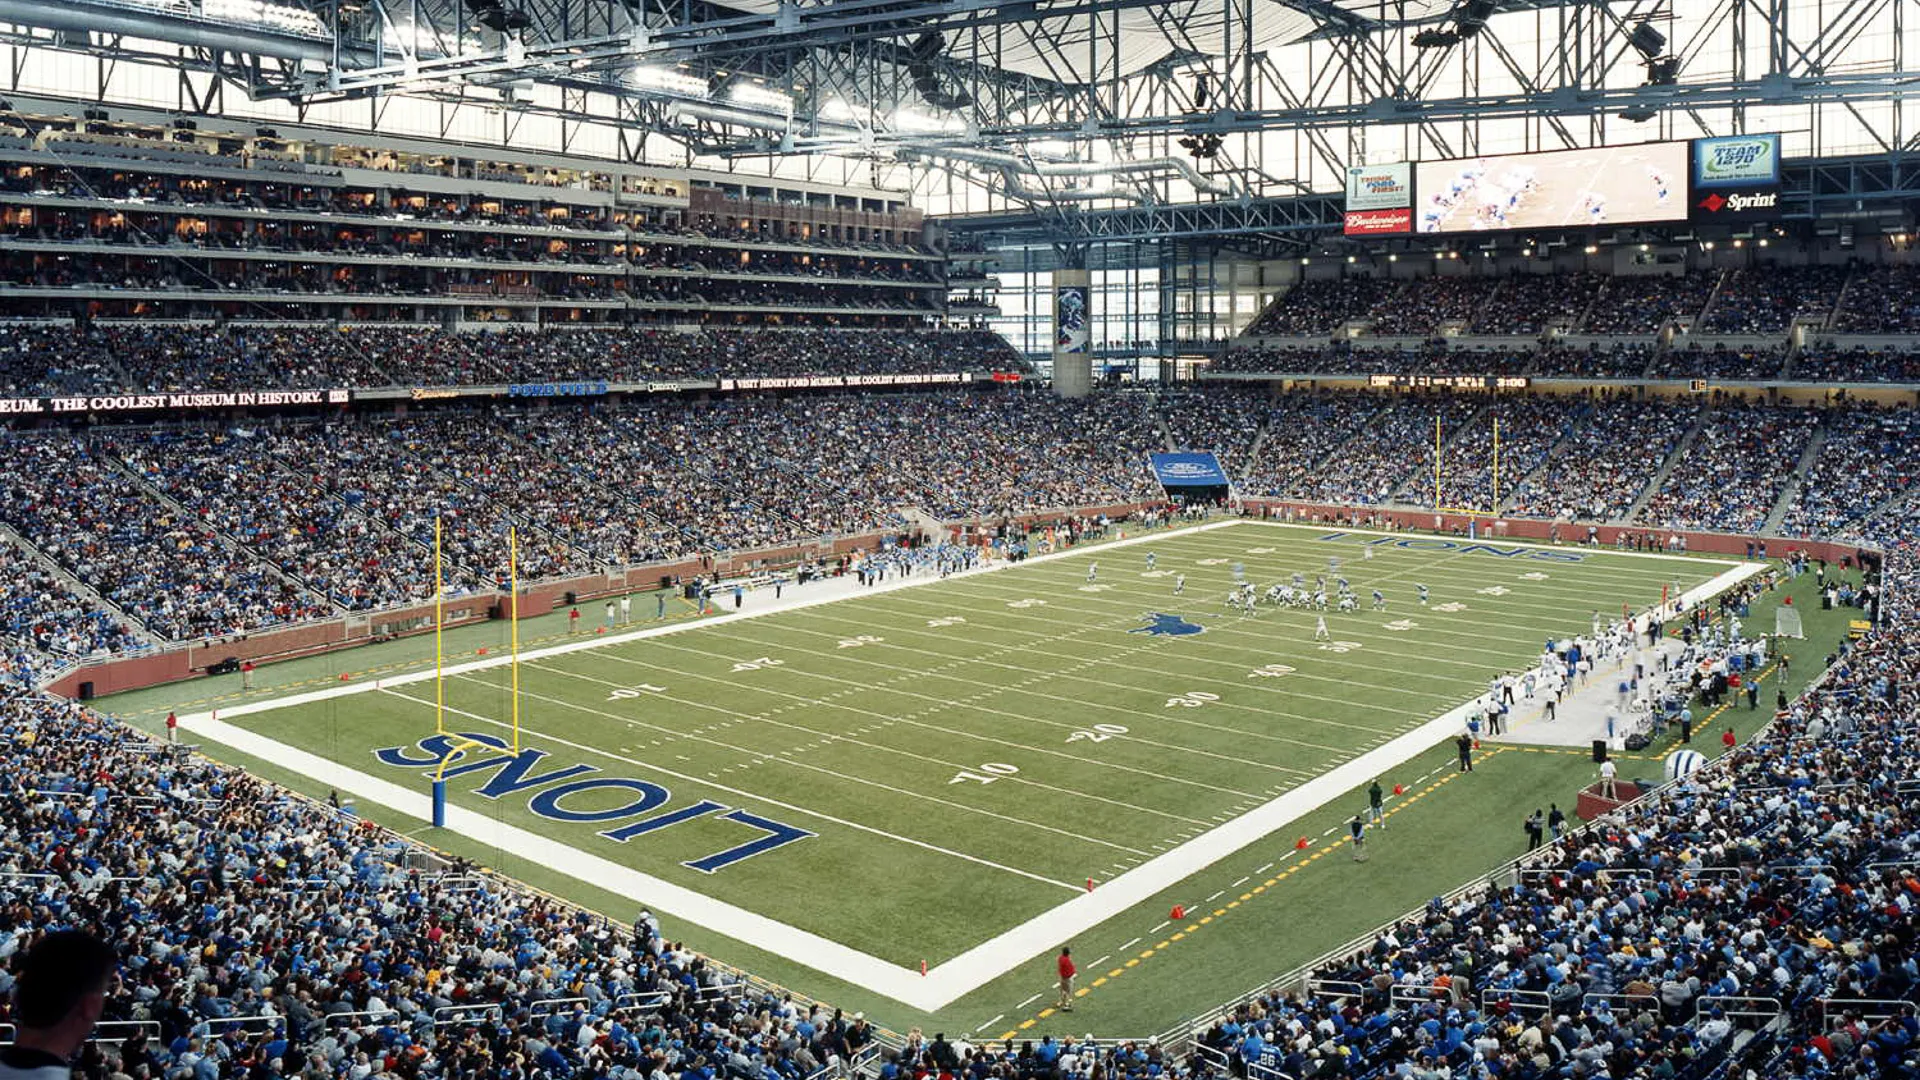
left=1344, top=208, right=1413, bottom=236
left=1690, top=134, right=1782, bottom=222
left=1414, top=141, right=1688, bottom=234
left=1692, top=133, right=1781, bottom=188
left=1149, top=451, right=1230, bottom=487
left=0, top=388, right=349, bottom=416
left=1055, top=285, right=1090, bottom=354
left=1344, top=162, right=1413, bottom=235
left=1345, top=163, right=1413, bottom=211
left=1367, top=374, right=1531, bottom=390
left=717, top=373, right=973, bottom=391
left=508, top=379, right=611, bottom=397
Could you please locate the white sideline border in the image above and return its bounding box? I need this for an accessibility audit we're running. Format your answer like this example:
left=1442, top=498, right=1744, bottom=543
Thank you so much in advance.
left=179, top=519, right=1760, bottom=1013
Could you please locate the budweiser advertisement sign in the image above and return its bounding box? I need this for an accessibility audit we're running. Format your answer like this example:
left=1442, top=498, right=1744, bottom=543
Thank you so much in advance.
left=1344, top=208, right=1412, bottom=236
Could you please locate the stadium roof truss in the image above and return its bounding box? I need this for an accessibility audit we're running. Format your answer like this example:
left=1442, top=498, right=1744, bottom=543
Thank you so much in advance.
left=2, top=0, right=1920, bottom=237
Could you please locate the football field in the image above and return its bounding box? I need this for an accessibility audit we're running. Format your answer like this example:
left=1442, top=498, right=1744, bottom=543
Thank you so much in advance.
left=172, top=520, right=1749, bottom=1027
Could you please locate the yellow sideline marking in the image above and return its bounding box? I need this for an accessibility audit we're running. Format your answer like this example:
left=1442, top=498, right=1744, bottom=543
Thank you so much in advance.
left=995, top=753, right=1499, bottom=1039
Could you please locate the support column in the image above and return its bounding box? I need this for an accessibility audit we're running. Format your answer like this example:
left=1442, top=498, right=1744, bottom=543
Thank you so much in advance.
left=1051, top=267, right=1093, bottom=398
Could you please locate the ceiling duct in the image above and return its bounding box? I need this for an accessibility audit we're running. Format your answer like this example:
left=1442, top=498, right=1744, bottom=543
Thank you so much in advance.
left=912, top=145, right=1239, bottom=197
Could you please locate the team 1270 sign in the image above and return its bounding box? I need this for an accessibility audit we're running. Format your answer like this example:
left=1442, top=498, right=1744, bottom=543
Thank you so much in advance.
left=1691, top=134, right=1782, bottom=222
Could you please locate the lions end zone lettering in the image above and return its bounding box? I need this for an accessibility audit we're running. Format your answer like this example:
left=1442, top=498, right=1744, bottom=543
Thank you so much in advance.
left=376, top=733, right=814, bottom=871
left=1315, top=532, right=1587, bottom=562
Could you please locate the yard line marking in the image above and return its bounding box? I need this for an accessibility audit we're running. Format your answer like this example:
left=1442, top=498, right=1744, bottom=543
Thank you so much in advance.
left=377, top=685, right=1090, bottom=890
left=603, top=629, right=1319, bottom=780
left=976, top=1015, right=1005, bottom=1033
left=1120, top=937, right=1141, bottom=950
left=524, top=658, right=1230, bottom=824
left=1205, top=890, right=1224, bottom=902
left=1091, top=954, right=1110, bottom=967
left=1017, top=993, right=1043, bottom=1009
left=1150, top=921, right=1170, bottom=933
left=702, top=620, right=1366, bottom=757
left=442, top=677, right=1160, bottom=858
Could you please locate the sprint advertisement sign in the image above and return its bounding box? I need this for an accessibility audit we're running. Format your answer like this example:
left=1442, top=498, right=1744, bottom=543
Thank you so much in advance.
left=1692, top=134, right=1782, bottom=221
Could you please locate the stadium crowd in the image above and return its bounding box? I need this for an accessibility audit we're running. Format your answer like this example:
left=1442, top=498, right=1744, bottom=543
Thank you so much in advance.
left=0, top=325, right=1026, bottom=392
left=0, top=454, right=1909, bottom=1080
left=1636, top=403, right=1822, bottom=533
left=1699, top=266, right=1851, bottom=335
left=1196, top=594, right=1918, bottom=1080
left=1, top=383, right=1914, bottom=661
left=0, top=690, right=890, bottom=1080
left=1503, top=399, right=1699, bottom=523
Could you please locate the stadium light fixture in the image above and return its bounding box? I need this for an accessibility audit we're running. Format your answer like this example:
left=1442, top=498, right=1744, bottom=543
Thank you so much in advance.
left=1300, top=257, right=1311, bottom=265
left=729, top=82, right=793, bottom=112
left=892, top=108, right=963, bottom=133
left=1758, top=238, right=1769, bottom=247
left=1388, top=254, right=1398, bottom=262
left=1584, top=244, right=1598, bottom=254
left=630, top=65, right=710, bottom=97
left=1620, top=106, right=1659, bottom=123
left=1347, top=255, right=1357, bottom=263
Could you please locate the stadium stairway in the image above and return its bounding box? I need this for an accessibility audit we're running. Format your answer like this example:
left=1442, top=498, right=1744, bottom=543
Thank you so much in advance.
left=1760, top=418, right=1831, bottom=535
left=1496, top=400, right=1593, bottom=515
left=1688, top=269, right=1735, bottom=331
left=1389, top=398, right=1493, bottom=504
left=1619, top=404, right=1710, bottom=523
left=894, top=503, right=951, bottom=536
left=101, top=449, right=344, bottom=622
left=0, top=520, right=158, bottom=650
left=1152, top=408, right=1178, bottom=452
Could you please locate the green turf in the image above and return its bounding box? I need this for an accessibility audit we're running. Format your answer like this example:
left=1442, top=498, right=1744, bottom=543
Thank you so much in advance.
left=95, top=520, right=1855, bottom=1036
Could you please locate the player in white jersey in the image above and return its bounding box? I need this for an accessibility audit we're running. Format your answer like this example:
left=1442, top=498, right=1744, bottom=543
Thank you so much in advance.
left=1313, top=589, right=1328, bottom=610
left=1266, top=583, right=1285, bottom=605
left=1174, top=573, right=1185, bottom=595
left=1146, top=552, right=1157, bottom=571
left=1418, top=583, right=1430, bottom=605
left=1087, top=561, right=1098, bottom=583
left=1338, top=594, right=1357, bottom=613
left=1372, top=589, right=1387, bottom=611
left=1363, top=544, right=1374, bottom=561
left=1315, top=615, right=1331, bottom=641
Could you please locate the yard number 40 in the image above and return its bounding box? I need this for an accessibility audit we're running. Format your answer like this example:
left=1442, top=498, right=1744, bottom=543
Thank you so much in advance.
left=949, top=762, right=1020, bottom=785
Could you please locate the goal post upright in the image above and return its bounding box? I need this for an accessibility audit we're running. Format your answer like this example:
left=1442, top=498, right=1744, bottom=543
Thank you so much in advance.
left=434, top=514, right=445, bottom=737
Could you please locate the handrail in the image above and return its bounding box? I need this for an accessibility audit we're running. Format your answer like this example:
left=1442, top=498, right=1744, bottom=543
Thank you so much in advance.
left=1480, top=988, right=1554, bottom=1015
left=529, top=996, right=591, bottom=1019
left=1818, top=997, right=1916, bottom=1029
left=611, top=990, right=671, bottom=1015
left=1695, top=996, right=1782, bottom=1022
left=433, top=1002, right=504, bottom=1026
left=1387, top=983, right=1452, bottom=1011
left=1582, top=991, right=1659, bottom=1013
left=205, top=1014, right=282, bottom=1035
left=1302, top=979, right=1366, bottom=1001
left=324, top=1008, right=400, bottom=1028
left=0, top=1019, right=159, bottom=1045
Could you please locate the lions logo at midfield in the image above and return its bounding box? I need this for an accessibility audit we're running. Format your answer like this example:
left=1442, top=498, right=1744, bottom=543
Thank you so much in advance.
left=1130, top=612, right=1206, bottom=637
